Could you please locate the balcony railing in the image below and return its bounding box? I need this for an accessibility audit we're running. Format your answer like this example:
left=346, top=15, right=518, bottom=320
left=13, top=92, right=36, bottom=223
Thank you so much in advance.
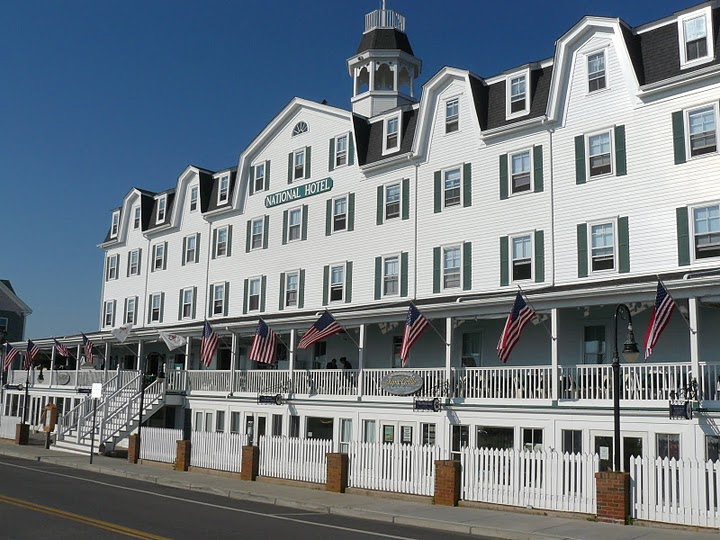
left=453, top=366, right=553, bottom=400
left=365, top=9, right=405, bottom=33
left=293, top=369, right=358, bottom=396
left=235, top=370, right=291, bottom=394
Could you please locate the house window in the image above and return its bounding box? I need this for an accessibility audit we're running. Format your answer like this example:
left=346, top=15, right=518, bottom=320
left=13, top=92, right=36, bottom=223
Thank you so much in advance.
left=509, top=75, right=526, bottom=114
left=153, top=243, right=165, bottom=270
left=181, top=288, right=193, bottom=319
left=189, top=186, right=198, bottom=211
left=133, top=207, right=141, bottom=229
left=290, top=416, right=300, bottom=438
left=254, top=163, right=265, bottom=192
left=273, top=414, right=283, bottom=437
left=330, top=264, right=344, bottom=302
left=286, top=272, right=299, bottom=307
left=335, top=135, right=348, bottom=167
left=683, top=14, right=708, bottom=62
left=218, top=175, right=229, bottom=203
left=477, top=427, right=514, bottom=450
left=150, top=293, right=162, bottom=323
left=446, top=98, right=459, bottom=133
left=587, top=51, right=606, bottom=92
left=248, top=278, right=261, bottom=311
left=293, top=149, right=305, bottom=180
left=129, top=250, right=140, bottom=276
left=421, top=423, right=436, bottom=446
left=590, top=222, right=615, bottom=271
left=687, top=106, right=717, bottom=157
left=292, top=121, right=308, bottom=136
left=510, top=151, right=531, bottom=194
left=184, top=235, right=197, bottom=264
left=522, top=428, right=543, bottom=451
left=443, top=246, right=461, bottom=289
left=103, top=301, right=114, bottom=327
left=693, top=204, right=720, bottom=259
left=125, top=297, right=136, bottom=324
left=340, top=419, right=352, bottom=453
left=385, top=116, right=399, bottom=151
left=216, top=411, right=225, bottom=433
left=363, top=420, right=376, bottom=443
left=288, top=208, right=302, bottom=241
left=385, top=183, right=401, bottom=219
left=205, top=412, right=213, bottom=433
left=333, top=196, right=347, bottom=232
left=583, top=325, right=606, bottom=364
left=215, top=227, right=228, bottom=257
left=106, top=255, right=118, bottom=281
left=157, top=196, right=166, bottom=222
left=213, top=283, right=225, bottom=316
left=657, top=433, right=680, bottom=460
left=444, top=168, right=461, bottom=207
left=588, top=132, right=612, bottom=177
left=511, top=235, right=532, bottom=281
left=562, top=430, right=583, bottom=454
left=451, top=425, right=470, bottom=460
left=230, top=412, right=241, bottom=434
left=383, top=255, right=399, bottom=296
left=392, top=336, right=402, bottom=368
left=251, top=218, right=264, bottom=249
left=0, top=318, right=7, bottom=333
left=110, top=211, right=119, bottom=238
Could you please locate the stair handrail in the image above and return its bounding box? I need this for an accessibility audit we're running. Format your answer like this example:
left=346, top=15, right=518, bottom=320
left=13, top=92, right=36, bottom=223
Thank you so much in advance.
left=98, top=377, right=166, bottom=444
left=77, top=373, right=142, bottom=441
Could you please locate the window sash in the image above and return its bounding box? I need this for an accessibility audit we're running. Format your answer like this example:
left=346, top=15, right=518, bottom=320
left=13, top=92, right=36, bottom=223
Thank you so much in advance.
left=249, top=279, right=261, bottom=311
left=157, top=199, right=166, bottom=221
left=446, top=99, right=459, bottom=132
left=190, top=187, right=198, bottom=211
left=383, top=256, right=399, bottom=296
left=288, top=209, right=301, bottom=241
left=107, top=257, right=118, bottom=280
left=219, top=176, right=229, bottom=201
left=111, top=213, right=119, bottom=236
left=294, top=150, right=305, bottom=179
left=386, top=117, right=399, bottom=148
left=333, top=197, right=347, bottom=231
left=588, top=52, right=606, bottom=92
left=443, top=247, right=461, bottom=288
left=130, top=251, right=139, bottom=275
left=182, top=289, right=193, bottom=318
left=583, top=325, right=606, bottom=364
left=693, top=205, right=720, bottom=258
left=151, top=294, right=161, bottom=321
left=510, top=76, right=526, bottom=113
left=588, top=132, right=612, bottom=176
left=385, top=183, right=401, bottom=219
left=185, top=237, right=196, bottom=263
left=213, top=285, right=224, bottom=315
left=688, top=107, right=717, bottom=156
left=512, top=236, right=532, bottom=280
left=254, top=164, right=265, bottom=191
left=591, top=223, right=615, bottom=271
left=154, top=245, right=164, bottom=269
left=104, top=303, right=113, bottom=326
left=684, top=15, right=708, bottom=61
left=133, top=207, right=141, bottom=228
left=335, top=136, right=347, bottom=166
left=216, top=228, right=228, bottom=256
left=511, top=152, right=531, bottom=193
left=330, top=265, right=344, bottom=301
left=126, top=299, right=136, bottom=324
left=444, top=169, right=461, bottom=207
left=286, top=273, right=298, bottom=307
left=251, top=219, right=264, bottom=249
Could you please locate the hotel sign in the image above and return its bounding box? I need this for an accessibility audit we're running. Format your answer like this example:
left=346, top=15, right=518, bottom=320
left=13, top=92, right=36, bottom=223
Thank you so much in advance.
left=380, top=372, right=424, bottom=396
left=264, top=177, right=333, bottom=208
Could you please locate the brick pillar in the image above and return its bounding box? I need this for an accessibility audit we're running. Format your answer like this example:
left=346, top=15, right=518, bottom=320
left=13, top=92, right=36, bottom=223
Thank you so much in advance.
left=241, top=445, right=259, bottom=481
left=434, top=459, right=461, bottom=506
left=175, top=440, right=191, bottom=471
left=128, top=434, right=140, bottom=464
left=595, top=471, right=630, bottom=524
left=15, top=424, right=29, bottom=446
left=326, top=453, right=349, bottom=493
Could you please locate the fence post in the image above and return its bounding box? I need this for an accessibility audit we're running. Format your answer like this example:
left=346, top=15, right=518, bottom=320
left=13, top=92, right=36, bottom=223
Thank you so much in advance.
left=326, top=453, right=349, bottom=493
left=595, top=471, right=630, bottom=524
left=241, top=445, right=259, bottom=481
left=128, top=433, right=140, bottom=464
left=434, top=459, right=461, bottom=506
left=175, top=439, right=191, bottom=471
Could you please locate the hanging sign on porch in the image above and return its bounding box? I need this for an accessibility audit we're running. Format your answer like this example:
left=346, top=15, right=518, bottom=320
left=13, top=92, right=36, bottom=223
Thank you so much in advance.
left=264, top=177, right=333, bottom=208
left=669, top=400, right=692, bottom=420
left=258, top=394, right=283, bottom=405
left=414, top=398, right=441, bottom=412
left=380, top=372, right=424, bottom=396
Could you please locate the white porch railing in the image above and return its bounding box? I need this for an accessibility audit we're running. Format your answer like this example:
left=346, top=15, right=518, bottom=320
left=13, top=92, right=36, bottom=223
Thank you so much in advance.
left=461, top=448, right=599, bottom=514
left=76, top=370, right=106, bottom=387
left=621, top=363, right=693, bottom=401
left=140, top=427, right=181, bottom=464
left=292, top=370, right=358, bottom=396
left=453, top=366, right=552, bottom=400
left=700, top=362, right=720, bottom=401
left=559, top=365, right=613, bottom=400
left=190, top=431, right=247, bottom=472
left=166, top=370, right=187, bottom=393
left=363, top=368, right=447, bottom=397
left=0, top=416, right=21, bottom=440
left=258, top=436, right=331, bottom=484
left=235, top=370, right=291, bottom=394
left=187, top=370, right=232, bottom=393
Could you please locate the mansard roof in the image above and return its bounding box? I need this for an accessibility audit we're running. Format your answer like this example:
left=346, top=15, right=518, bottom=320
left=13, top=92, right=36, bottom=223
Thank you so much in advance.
left=484, top=65, right=554, bottom=130
left=353, top=107, right=417, bottom=166
left=356, top=28, right=414, bottom=56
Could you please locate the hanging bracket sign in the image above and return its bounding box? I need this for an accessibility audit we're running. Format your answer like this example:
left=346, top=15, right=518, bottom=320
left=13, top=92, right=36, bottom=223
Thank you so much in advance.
left=258, top=394, right=283, bottom=405
left=669, top=400, right=692, bottom=420
left=264, top=178, right=333, bottom=208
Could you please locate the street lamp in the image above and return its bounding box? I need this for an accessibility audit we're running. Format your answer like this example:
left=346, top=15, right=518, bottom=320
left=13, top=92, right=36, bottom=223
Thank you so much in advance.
left=612, top=304, right=640, bottom=472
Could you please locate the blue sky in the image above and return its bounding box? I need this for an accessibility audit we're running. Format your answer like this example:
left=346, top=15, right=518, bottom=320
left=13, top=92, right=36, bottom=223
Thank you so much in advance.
left=0, top=0, right=691, bottom=338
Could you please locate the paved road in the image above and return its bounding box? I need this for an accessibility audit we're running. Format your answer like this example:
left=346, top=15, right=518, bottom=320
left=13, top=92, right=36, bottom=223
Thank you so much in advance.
left=0, top=456, right=493, bottom=540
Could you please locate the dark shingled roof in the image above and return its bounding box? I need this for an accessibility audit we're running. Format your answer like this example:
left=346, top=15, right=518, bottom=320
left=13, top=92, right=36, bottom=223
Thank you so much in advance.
left=356, top=28, right=414, bottom=56
left=355, top=108, right=417, bottom=166
left=485, top=66, right=553, bottom=130
left=469, top=74, right=489, bottom=131
left=146, top=191, right=176, bottom=231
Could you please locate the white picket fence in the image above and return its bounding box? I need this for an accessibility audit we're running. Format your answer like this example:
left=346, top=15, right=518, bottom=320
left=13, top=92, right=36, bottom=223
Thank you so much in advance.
left=630, top=455, right=720, bottom=528
left=139, top=427, right=181, bottom=464
left=461, top=448, right=599, bottom=514
left=0, top=416, right=21, bottom=440
left=258, top=436, right=331, bottom=484
left=348, top=441, right=442, bottom=496
left=190, top=431, right=247, bottom=473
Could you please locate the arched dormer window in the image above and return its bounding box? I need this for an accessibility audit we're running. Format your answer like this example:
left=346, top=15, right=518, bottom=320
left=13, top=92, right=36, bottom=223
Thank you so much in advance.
left=292, top=121, right=308, bottom=137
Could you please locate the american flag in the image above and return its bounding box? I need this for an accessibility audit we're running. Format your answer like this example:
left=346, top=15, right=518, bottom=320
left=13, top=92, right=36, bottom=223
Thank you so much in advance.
left=644, top=281, right=676, bottom=359
left=4, top=343, right=18, bottom=372
left=399, top=303, right=429, bottom=367
left=82, top=333, right=94, bottom=364
left=497, top=292, right=535, bottom=363
left=249, top=319, right=277, bottom=365
left=26, top=340, right=40, bottom=369
left=200, top=320, right=219, bottom=367
left=54, top=338, right=70, bottom=358
left=297, top=311, right=342, bottom=350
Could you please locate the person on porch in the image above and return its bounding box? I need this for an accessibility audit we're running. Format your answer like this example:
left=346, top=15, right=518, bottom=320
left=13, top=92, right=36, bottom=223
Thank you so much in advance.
left=326, top=358, right=338, bottom=369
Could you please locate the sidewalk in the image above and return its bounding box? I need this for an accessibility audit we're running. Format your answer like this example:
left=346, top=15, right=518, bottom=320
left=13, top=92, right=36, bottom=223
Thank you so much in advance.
left=0, top=440, right=716, bottom=540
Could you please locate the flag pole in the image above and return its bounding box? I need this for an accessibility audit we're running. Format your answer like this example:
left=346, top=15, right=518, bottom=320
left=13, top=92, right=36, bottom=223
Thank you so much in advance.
left=517, top=285, right=556, bottom=341
left=657, top=275, right=696, bottom=334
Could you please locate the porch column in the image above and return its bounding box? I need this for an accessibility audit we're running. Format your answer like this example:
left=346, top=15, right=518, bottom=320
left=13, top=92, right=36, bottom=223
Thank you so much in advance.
left=136, top=340, right=143, bottom=371
left=551, top=308, right=559, bottom=402
left=49, top=345, right=56, bottom=387
left=358, top=324, right=366, bottom=398
left=184, top=337, right=191, bottom=370
left=689, top=297, right=700, bottom=381
left=289, top=329, right=296, bottom=393
left=229, top=332, right=237, bottom=394
left=104, top=343, right=110, bottom=382
left=445, top=318, right=452, bottom=391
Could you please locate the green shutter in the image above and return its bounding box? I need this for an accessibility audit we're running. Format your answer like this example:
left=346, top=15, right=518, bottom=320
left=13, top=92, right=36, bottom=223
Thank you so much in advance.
left=162, top=242, right=168, bottom=270
left=305, top=146, right=311, bottom=179
left=575, top=135, right=586, bottom=184
left=433, top=247, right=441, bottom=293
left=672, top=111, right=686, bottom=165
left=462, top=241, right=472, bottom=291
left=434, top=171, right=442, bottom=213
left=618, top=216, right=630, bottom=273
left=328, top=138, right=335, bottom=172
left=260, top=276, right=266, bottom=312
left=249, top=169, right=254, bottom=196
left=374, top=256, right=382, bottom=300
left=301, top=204, right=308, bottom=240
left=243, top=279, right=248, bottom=314
left=212, top=229, right=217, bottom=259
left=262, top=216, right=269, bottom=249
left=265, top=160, right=270, bottom=191
left=208, top=285, right=214, bottom=318
left=282, top=210, right=288, bottom=245
left=400, top=252, right=408, bottom=297
left=137, top=249, right=142, bottom=272
left=401, top=178, right=409, bottom=220
left=325, top=199, right=332, bottom=236
left=615, top=125, right=627, bottom=176
left=178, top=291, right=183, bottom=320
left=147, top=294, right=152, bottom=323
left=348, top=133, right=355, bottom=166
left=347, top=193, right=355, bottom=232
left=194, top=234, right=200, bottom=263
left=245, top=220, right=251, bottom=253
left=500, top=236, right=509, bottom=286
left=287, top=152, right=293, bottom=183
left=298, top=269, right=305, bottom=309
left=577, top=224, right=588, bottom=278
left=345, top=261, right=353, bottom=303
left=192, top=288, right=197, bottom=319
left=223, top=282, right=229, bottom=316
left=376, top=185, right=384, bottom=225
left=462, top=163, right=472, bottom=207
left=534, top=230, right=545, bottom=283
left=181, top=237, right=186, bottom=266
left=499, top=154, right=508, bottom=200
left=533, top=145, right=544, bottom=192
left=278, top=273, right=286, bottom=311
left=226, top=226, right=232, bottom=257
left=159, top=293, right=164, bottom=323
left=676, top=207, right=690, bottom=266
left=322, top=265, right=329, bottom=306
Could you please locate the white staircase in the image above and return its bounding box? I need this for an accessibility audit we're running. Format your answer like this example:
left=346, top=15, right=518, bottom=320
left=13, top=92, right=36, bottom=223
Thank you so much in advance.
left=54, top=370, right=166, bottom=455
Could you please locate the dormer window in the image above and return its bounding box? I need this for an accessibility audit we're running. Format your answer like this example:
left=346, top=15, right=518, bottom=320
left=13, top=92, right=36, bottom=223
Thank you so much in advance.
left=110, top=211, right=120, bottom=238
left=509, top=75, right=527, bottom=114
left=384, top=115, right=400, bottom=153
left=446, top=99, right=459, bottom=133
left=218, top=175, right=229, bottom=204
left=156, top=196, right=166, bottom=222
left=587, top=52, right=606, bottom=92
left=679, top=9, right=714, bottom=68
left=189, top=186, right=198, bottom=211
left=292, top=121, right=308, bottom=137
left=254, top=163, right=265, bottom=192
left=335, top=135, right=348, bottom=167
left=133, top=207, right=141, bottom=229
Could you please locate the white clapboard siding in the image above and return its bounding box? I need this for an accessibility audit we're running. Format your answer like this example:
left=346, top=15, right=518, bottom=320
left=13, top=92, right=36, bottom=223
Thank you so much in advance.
left=139, top=427, right=182, bottom=464
left=348, top=441, right=442, bottom=496
left=190, top=431, right=247, bottom=472
left=258, top=436, right=331, bottom=484
left=0, top=416, right=21, bottom=440
left=461, top=448, right=598, bottom=514
left=630, top=456, right=720, bottom=528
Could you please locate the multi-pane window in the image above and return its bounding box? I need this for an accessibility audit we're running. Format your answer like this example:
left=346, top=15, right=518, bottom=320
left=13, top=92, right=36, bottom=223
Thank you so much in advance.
left=205, top=412, right=213, bottom=433
left=444, top=168, right=461, bottom=207
left=562, top=430, right=583, bottom=454
left=248, top=278, right=261, bottom=311
left=129, top=250, right=140, bottom=276
left=216, top=227, right=228, bottom=257
left=383, top=256, right=399, bottom=296
left=657, top=433, right=680, bottom=460
left=189, top=186, right=198, bottom=211
left=511, top=151, right=531, bottom=193
left=157, top=196, right=166, bottom=222
left=421, top=423, right=436, bottom=446
left=477, top=427, right=514, bottom=450
left=293, top=149, right=305, bottom=180
left=104, top=301, right=114, bottom=327
left=133, top=207, right=141, bottom=229
left=693, top=204, right=720, bottom=259
left=248, top=218, right=263, bottom=250
left=385, top=183, right=400, bottom=219
left=522, top=428, right=543, bottom=451
left=218, top=175, right=229, bottom=203
left=446, top=98, right=459, bottom=133
left=509, top=75, right=526, bottom=113
left=451, top=425, right=469, bottom=460
left=254, top=163, right=265, bottom=192
left=289, top=416, right=300, bottom=438
left=213, top=283, right=225, bottom=316
left=273, top=415, right=283, bottom=437
left=385, top=116, right=399, bottom=150
left=443, top=246, right=461, bottom=289
left=216, top=411, right=225, bottom=433
left=512, top=235, right=532, bottom=281
left=125, top=297, right=136, bottom=324
left=583, top=325, right=606, bottom=364
left=230, top=412, right=241, bottom=434
left=185, top=235, right=197, bottom=264
left=591, top=222, right=615, bottom=271
left=153, top=243, right=165, bottom=270
left=286, top=272, right=298, bottom=307
left=340, top=419, right=352, bottom=453
left=111, top=211, right=119, bottom=238
left=150, top=293, right=162, bottom=323
left=363, top=420, right=376, bottom=443
left=687, top=106, right=717, bottom=157
left=684, top=15, right=708, bottom=62
left=333, top=196, right=347, bottom=232
left=330, top=264, right=344, bottom=302
left=588, top=132, right=612, bottom=176
left=106, top=255, right=118, bottom=280
left=587, top=52, right=606, bottom=92
left=292, top=121, right=308, bottom=136
left=335, top=135, right=348, bottom=167
left=288, top=208, right=302, bottom=241
left=181, top=288, right=193, bottom=319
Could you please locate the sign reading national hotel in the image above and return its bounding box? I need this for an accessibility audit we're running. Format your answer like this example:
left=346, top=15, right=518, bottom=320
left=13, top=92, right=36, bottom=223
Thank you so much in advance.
left=264, top=177, right=333, bottom=208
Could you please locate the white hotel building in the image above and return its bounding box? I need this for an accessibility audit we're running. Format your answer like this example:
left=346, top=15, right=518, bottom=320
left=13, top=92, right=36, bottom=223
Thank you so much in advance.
left=5, top=2, right=720, bottom=468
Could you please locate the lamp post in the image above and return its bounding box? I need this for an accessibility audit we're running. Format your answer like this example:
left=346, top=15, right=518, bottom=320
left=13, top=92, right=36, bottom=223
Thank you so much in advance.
left=612, top=304, right=640, bottom=472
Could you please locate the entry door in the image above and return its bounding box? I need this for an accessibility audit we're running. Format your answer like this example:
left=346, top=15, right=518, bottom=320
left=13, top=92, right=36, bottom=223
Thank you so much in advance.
left=593, top=433, right=644, bottom=472
left=451, top=424, right=470, bottom=460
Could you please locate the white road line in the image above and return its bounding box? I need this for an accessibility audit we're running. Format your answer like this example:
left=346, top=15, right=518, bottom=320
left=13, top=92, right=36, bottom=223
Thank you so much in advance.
left=0, top=460, right=418, bottom=540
